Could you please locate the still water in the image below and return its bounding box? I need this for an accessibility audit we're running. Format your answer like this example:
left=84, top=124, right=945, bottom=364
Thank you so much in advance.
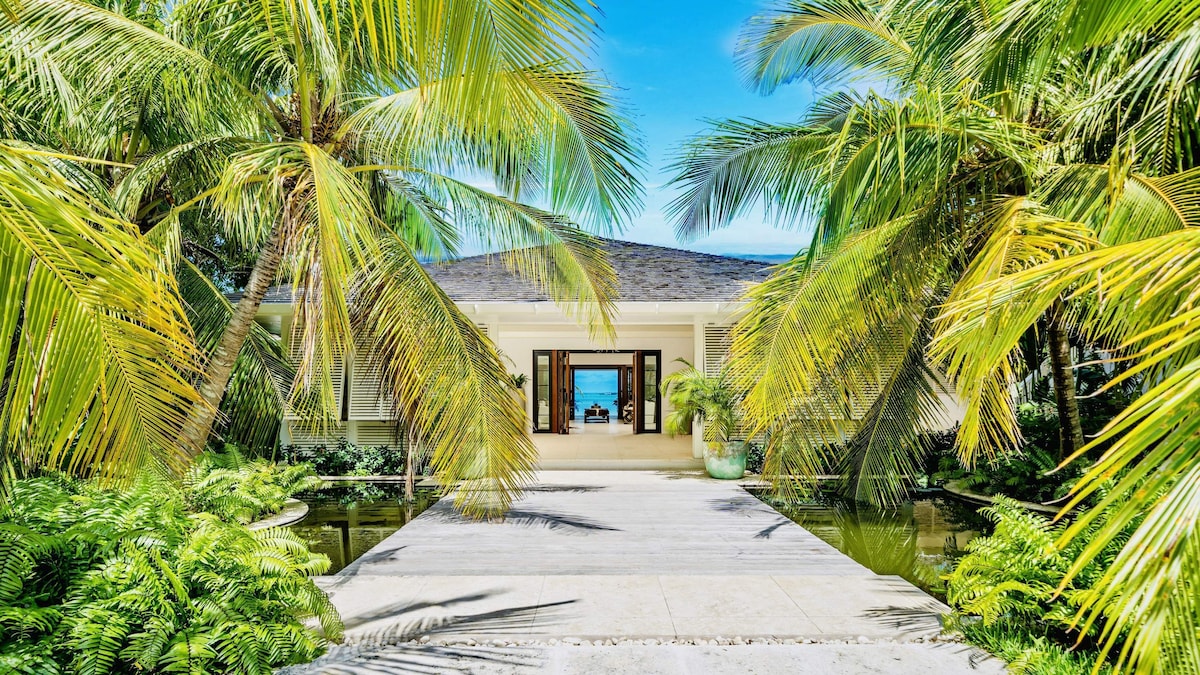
left=289, top=482, right=438, bottom=574
left=754, top=492, right=990, bottom=599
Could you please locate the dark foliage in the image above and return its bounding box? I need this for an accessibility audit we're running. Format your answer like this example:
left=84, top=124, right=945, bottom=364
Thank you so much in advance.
left=280, top=440, right=427, bottom=477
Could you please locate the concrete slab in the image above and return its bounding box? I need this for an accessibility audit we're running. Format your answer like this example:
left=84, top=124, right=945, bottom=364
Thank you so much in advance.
left=308, top=471, right=1002, bottom=672
left=281, top=643, right=1006, bottom=675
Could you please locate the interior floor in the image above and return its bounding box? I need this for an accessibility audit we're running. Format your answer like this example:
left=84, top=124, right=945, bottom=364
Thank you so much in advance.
left=567, top=419, right=633, bottom=435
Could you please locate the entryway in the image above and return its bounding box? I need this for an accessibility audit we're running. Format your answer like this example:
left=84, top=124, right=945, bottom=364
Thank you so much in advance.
left=529, top=350, right=695, bottom=468
left=532, top=350, right=661, bottom=436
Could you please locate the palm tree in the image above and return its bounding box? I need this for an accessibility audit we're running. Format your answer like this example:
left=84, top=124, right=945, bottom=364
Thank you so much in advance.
left=668, top=2, right=1044, bottom=503
left=660, top=358, right=739, bottom=443
left=669, top=1, right=1200, bottom=670
left=0, top=0, right=642, bottom=513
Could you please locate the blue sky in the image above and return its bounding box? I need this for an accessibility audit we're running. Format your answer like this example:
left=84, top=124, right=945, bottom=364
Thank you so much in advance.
left=592, top=0, right=818, bottom=256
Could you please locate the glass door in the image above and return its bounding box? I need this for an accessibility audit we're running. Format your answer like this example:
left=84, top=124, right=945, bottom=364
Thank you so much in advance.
left=532, top=351, right=552, bottom=432
left=634, top=351, right=661, bottom=434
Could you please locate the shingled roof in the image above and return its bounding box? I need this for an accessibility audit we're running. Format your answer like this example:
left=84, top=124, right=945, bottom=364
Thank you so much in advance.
left=247, top=239, right=771, bottom=304
left=425, top=239, right=770, bottom=303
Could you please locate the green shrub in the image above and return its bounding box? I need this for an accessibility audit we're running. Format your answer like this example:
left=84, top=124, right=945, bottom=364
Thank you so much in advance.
left=945, top=497, right=1076, bottom=625
left=280, top=440, right=423, bottom=477
left=745, top=442, right=766, bottom=474
left=946, top=496, right=1139, bottom=672
left=0, top=476, right=341, bottom=674
left=184, top=447, right=322, bottom=524
left=958, top=620, right=1110, bottom=675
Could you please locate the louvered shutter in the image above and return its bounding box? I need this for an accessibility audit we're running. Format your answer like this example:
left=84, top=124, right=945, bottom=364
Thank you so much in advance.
left=348, top=337, right=396, bottom=420
left=354, top=421, right=406, bottom=449
left=702, top=324, right=732, bottom=377
left=285, top=422, right=345, bottom=449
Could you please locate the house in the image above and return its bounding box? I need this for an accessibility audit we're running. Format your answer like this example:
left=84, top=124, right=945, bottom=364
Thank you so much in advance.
left=250, top=239, right=773, bottom=469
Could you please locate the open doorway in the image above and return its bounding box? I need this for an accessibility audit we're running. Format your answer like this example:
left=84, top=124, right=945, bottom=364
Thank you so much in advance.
left=532, top=350, right=661, bottom=435
left=572, top=367, right=620, bottom=422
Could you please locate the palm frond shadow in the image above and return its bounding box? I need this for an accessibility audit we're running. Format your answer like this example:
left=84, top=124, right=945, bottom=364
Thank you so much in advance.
left=524, top=485, right=605, bottom=493
left=755, top=519, right=791, bottom=539
left=862, top=605, right=944, bottom=633
left=340, top=592, right=496, bottom=631
left=351, top=599, right=576, bottom=646
left=424, top=505, right=620, bottom=533
left=708, top=494, right=771, bottom=514
left=344, top=544, right=408, bottom=570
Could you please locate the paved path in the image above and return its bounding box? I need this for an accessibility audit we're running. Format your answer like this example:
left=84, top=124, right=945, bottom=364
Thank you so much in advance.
left=294, top=471, right=1002, bottom=673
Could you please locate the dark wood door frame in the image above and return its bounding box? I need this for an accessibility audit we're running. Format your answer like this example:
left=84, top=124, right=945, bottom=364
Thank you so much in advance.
left=533, top=350, right=659, bottom=434
left=634, top=350, right=662, bottom=434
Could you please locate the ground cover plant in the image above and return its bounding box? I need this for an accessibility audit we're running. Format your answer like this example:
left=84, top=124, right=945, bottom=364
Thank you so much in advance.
left=0, top=475, right=342, bottom=674
left=184, top=446, right=322, bottom=524
left=279, top=441, right=427, bottom=478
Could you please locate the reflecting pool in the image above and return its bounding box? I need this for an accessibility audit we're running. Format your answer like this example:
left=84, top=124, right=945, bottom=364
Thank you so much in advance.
left=290, top=482, right=438, bottom=574
left=754, top=491, right=990, bottom=599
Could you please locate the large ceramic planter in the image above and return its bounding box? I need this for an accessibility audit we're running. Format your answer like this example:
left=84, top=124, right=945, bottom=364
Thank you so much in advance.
left=704, top=441, right=747, bottom=479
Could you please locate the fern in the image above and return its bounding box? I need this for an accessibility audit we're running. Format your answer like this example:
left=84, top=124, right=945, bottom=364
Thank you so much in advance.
left=0, top=476, right=341, bottom=673
left=946, top=497, right=1069, bottom=624
left=947, top=492, right=1148, bottom=670
left=183, top=447, right=321, bottom=525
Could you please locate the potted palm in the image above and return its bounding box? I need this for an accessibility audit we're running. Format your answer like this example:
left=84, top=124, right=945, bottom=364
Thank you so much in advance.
left=660, top=359, right=747, bottom=479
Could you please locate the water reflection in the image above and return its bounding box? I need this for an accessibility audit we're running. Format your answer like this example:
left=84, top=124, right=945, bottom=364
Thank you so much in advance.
left=754, top=493, right=988, bottom=598
left=290, top=483, right=438, bottom=574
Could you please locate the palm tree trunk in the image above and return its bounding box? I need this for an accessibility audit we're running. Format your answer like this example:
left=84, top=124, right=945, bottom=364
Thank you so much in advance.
left=404, top=423, right=418, bottom=502
left=179, top=220, right=287, bottom=451
left=1047, top=299, right=1084, bottom=463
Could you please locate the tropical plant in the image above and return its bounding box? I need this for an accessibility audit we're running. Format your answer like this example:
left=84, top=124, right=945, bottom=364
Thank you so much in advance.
left=0, top=0, right=643, bottom=514
left=0, top=475, right=341, bottom=673
left=660, top=358, right=740, bottom=443
left=0, top=143, right=205, bottom=506
left=945, top=495, right=1143, bottom=673
left=959, top=621, right=1111, bottom=675
left=183, top=446, right=321, bottom=524
left=670, top=0, right=1200, bottom=670
left=280, top=441, right=421, bottom=478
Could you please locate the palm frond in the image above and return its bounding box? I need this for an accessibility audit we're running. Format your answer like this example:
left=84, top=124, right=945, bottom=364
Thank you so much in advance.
left=176, top=262, right=291, bottom=452
left=666, top=119, right=836, bottom=241
left=841, top=318, right=944, bottom=506
left=932, top=198, right=1095, bottom=465
left=352, top=234, right=537, bottom=516
left=0, top=0, right=261, bottom=140
left=0, top=145, right=203, bottom=505
left=407, top=172, right=618, bottom=339
left=343, top=64, right=643, bottom=229
left=931, top=227, right=1200, bottom=673
left=736, top=0, right=914, bottom=93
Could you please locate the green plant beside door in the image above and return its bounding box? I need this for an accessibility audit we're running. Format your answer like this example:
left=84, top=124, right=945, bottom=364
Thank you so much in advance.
left=660, top=359, right=747, bottom=479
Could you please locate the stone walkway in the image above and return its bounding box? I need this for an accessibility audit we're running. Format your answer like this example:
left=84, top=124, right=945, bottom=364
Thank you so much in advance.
left=289, top=471, right=1003, bottom=673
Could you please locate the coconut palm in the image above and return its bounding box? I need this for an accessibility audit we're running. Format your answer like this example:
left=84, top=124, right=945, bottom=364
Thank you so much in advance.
left=669, top=0, right=1200, bottom=671
left=0, top=0, right=642, bottom=513
left=668, top=1, right=1045, bottom=504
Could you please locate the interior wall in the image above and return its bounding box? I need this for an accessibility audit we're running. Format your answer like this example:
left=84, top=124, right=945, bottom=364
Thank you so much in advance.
left=569, top=352, right=635, bottom=366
